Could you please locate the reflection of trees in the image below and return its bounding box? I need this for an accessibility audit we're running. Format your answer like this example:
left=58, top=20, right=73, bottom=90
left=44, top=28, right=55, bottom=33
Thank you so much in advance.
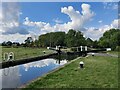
left=55, top=54, right=68, bottom=64
left=2, top=66, right=21, bottom=88
left=56, top=60, right=67, bottom=64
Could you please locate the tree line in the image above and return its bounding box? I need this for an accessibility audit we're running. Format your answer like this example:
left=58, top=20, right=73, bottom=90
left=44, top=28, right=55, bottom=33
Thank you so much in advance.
left=1, top=29, right=120, bottom=51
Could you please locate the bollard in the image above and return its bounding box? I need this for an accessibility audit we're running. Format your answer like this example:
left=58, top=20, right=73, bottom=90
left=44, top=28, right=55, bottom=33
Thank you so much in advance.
left=43, top=51, right=46, bottom=54
left=92, top=53, right=94, bottom=56
left=8, top=52, right=14, bottom=61
left=47, top=47, right=50, bottom=49
left=9, top=54, right=13, bottom=60
left=79, top=61, right=84, bottom=68
left=8, top=54, right=13, bottom=61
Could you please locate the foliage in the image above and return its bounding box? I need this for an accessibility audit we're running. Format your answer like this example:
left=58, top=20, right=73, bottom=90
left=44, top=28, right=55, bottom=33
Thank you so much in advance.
left=38, top=29, right=86, bottom=48
left=38, top=32, right=66, bottom=47
left=86, top=38, right=93, bottom=47
left=1, top=28, right=119, bottom=50
left=98, top=29, right=120, bottom=50
left=71, top=47, right=77, bottom=52
left=65, top=29, right=86, bottom=47
left=24, top=37, right=33, bottom=47
left=1, top=41, right=20, bottom=47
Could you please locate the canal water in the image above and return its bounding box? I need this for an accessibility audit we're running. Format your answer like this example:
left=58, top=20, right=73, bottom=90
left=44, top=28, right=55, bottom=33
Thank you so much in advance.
left=0, top=54, right=80, bottom=89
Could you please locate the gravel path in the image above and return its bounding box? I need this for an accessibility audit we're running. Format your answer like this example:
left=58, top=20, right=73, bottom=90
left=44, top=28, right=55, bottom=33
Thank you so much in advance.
left=88, top=52, right=118, bottom=58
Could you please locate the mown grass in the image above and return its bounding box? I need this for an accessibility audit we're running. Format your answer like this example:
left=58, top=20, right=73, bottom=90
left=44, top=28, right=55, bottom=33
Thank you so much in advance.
left=1, top=46, right=54, bottom=62
left=24, top=55, right=118, bottom=88
left=107, top=51, right=119, bottom=56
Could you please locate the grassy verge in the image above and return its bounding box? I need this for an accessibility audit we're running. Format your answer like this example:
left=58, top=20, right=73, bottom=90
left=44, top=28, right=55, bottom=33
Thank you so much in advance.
left=1, top=46, right=54, bottom=62
left=106, top=51, right=119, bottom=56
left=24, top=55, right=118, bottom=88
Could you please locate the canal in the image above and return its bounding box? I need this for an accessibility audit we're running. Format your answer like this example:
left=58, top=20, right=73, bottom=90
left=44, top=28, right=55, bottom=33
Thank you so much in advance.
left=0, top=53, right=81, bottom=89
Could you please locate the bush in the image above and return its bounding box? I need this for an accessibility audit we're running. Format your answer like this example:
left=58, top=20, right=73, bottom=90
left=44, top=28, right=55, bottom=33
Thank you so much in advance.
left=115, top=46, right=120, bottom=51
left=71, top=47, right=77, bottom=52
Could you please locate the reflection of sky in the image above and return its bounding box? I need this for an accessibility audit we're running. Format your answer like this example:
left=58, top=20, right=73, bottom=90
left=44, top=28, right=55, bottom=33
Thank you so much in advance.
left=20, top=58, right=67, bottom=84
left=1, top=66, right=21, bottom=88
left=0, top=69, right=2, bottom=90
left=23, top=58, right=67, bottom=71
left=1, top=58, right=67, bottom=88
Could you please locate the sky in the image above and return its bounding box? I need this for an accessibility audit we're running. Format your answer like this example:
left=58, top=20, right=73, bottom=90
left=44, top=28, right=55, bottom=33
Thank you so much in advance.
left=0, top=2, right=119, bottom=43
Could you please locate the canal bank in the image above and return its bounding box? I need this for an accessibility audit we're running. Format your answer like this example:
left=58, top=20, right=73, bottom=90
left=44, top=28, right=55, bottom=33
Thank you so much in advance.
left=1, top=53, right=57, bottom=68
left=23, top=55, right=118, bottom=88
left=20, top=56, right=82, bottom=89
left=1, top=53, right=81, bottom=89
left=1, top=48, right=106, bottom=69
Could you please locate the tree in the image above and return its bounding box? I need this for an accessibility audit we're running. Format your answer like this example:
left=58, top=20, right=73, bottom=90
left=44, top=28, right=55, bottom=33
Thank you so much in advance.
left=38, top=32, right=66, bottom=47
left=65, top=29, right=86, bottom=47
left=12, top=42, right=20, bottom=47
left=98, top=29, right=120, bottom=50
left=2, top=41, right=7, bottom=46
left=24, top=37, right=33, bottom=47
left=93, top=40, right=99, bottom=48
left=65, top=29, right=76, bottom=47
left=6, top=41, right=12, bottom=46
left=86, top=38, right=93, bottom=47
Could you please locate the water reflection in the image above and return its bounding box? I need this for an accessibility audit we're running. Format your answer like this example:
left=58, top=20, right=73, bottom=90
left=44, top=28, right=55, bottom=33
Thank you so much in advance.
left=2, top=66, right=21, bottom=89
left=1, top=58, right=68, bottom=89
left=1, top=53, right=80, bottom=89
left=23, top=58, right=67, bottom=71
left=0, top=69, right=2, bottom=90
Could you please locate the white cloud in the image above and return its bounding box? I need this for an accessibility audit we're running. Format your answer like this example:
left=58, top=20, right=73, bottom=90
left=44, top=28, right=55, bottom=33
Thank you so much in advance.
left=98, top=20, right=102, bottom=23
left=61, top=4, right=94, bottom=30
left=1, top=2, right=29, bottom=35
left=24, top=3, right=94, bottom=35
left=111, top=19, right=119, bottom=28
left=0, top=2, right=30, bottom=43
left=53, top=18, right=63, bottom=24
left=23, top=4, right=118, bottom=41
left=1, top=3, right=118, bottom=43
left=103, top=2, right=118, bottom=10
left=83, top=19, right=120, bottom=40
left=1, top=33, right=31, bottom=43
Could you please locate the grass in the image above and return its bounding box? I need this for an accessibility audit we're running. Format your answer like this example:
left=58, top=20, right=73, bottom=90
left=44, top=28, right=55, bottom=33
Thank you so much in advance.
left=24, top=55, right=118, bottom=88
left=106, top=51, right=119, bottom=56
left=1, top=46, right=54, bottom=62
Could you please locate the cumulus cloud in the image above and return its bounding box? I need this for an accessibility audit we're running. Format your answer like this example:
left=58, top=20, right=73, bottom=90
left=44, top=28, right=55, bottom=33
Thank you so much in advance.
left=61, top=4, right=94, bottom=30
left=83, top=19, right=120, bottom=40
left=111, top=19, right=119, bottom=28
left=24, top=3, right=94, bottom=35
left=0, top=2, right=30, bottom=43
left=1, top=3, right=118, bottom=43
left=2, top=26, right=29, bottom=35
left=23, top=3, right=119, bottom=41
left=0, top=33, right=31, bottom=43
left=23, top=17, right=56, bottom=34
left=1, top=2, right=29, bottom=35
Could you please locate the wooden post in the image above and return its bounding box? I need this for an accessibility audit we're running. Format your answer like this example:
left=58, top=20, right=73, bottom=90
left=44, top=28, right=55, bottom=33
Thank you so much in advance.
left=85, top=46, right=87, bottom=51
left=80, top=46, right=82, bottom=51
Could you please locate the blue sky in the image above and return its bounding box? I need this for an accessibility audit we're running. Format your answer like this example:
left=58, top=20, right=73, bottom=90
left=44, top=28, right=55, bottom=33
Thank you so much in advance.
left=19, top=2, right=117, bottom=27
left=1, top=2, right=119, bottom=43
